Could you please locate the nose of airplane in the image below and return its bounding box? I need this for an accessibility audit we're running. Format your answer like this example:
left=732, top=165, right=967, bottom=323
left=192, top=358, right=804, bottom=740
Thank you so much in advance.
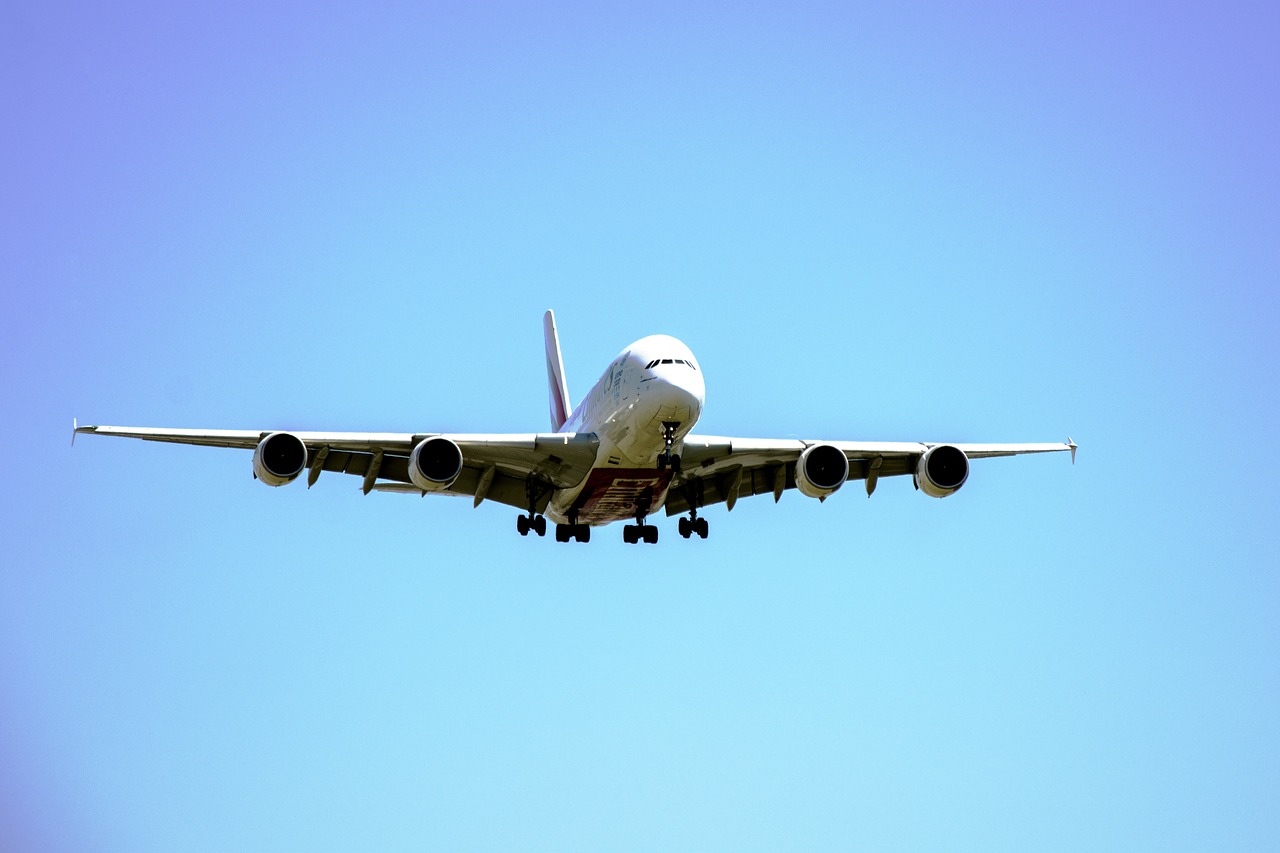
left=649, top=365, right=705, bottom=428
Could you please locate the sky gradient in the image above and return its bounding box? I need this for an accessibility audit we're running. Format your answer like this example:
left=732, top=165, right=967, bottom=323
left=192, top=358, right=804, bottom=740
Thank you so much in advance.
left=3, top=2, right=1278, bottom=850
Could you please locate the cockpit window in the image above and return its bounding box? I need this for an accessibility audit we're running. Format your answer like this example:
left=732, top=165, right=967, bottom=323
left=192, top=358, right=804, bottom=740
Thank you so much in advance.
left=645, top=357, right=697, bottom=370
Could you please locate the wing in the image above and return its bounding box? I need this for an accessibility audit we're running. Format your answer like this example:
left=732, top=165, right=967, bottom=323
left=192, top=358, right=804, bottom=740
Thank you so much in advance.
left=664, top=434, right=1076, bottom=515
left=73, top=424, right=599, bottom=513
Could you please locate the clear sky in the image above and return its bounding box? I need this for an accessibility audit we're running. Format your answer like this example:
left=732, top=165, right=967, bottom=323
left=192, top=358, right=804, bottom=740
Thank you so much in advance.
left=3, top=2, right=1277, bottom=850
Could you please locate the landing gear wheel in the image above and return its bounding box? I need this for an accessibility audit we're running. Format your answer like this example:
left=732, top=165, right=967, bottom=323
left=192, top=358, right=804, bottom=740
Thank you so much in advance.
left=679, top=516, right=692, bottom=539
left=556, top=522, right=591, bottom=542
left=623, top=526, right=638, bottom=545
left=695, top=517, right=709, bottom=539
left=518, top=514, right=547, bottom=537
left=643, top=526, right=659, bottom=544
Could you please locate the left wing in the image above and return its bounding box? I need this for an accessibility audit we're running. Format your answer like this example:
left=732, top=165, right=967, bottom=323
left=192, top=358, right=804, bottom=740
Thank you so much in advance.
left=72, top=424, right=599, bottom=513
left=664, top=435, right=1076, bottom=514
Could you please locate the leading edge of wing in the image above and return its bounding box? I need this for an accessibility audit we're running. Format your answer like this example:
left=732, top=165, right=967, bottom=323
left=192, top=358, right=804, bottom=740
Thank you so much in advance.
left=72, top=425, right=420, bottom=452
left=72, top=425, right=603, bottom=458
left=680, top=434, right=1076, bottom=467
left=950, top=439, right=1077, bottom=462
left=680, top=435, right=929, bottom=467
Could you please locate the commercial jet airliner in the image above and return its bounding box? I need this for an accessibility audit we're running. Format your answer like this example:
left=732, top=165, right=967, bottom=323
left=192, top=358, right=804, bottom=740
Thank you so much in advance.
left=75, top=310, right=1075, bottom=543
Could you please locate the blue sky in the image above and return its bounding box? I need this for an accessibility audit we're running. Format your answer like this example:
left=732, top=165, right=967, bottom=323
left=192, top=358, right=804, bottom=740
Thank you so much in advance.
left=3, top=2, right=1277, bottom=850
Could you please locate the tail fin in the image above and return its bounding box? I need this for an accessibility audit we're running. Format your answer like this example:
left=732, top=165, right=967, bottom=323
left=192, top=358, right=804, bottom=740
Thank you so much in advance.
left=543, top=309, right=572, bottom=431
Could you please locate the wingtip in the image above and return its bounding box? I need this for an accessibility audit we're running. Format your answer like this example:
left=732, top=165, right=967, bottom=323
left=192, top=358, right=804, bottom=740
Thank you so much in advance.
left=72, top=418, right=95, bottom=447
left=1067, top=436, right=1077, bottom=465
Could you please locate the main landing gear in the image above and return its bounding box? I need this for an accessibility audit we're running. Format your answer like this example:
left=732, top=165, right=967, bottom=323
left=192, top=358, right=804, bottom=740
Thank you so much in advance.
left=678, top=510, right=709, bottom=539
left=623, top=522, right=658, bottom=544
left=516, top=513, right=546, bottom=537
left=623, top=504, right=659, bottom=544
left=656, top=422, right=682, bottom=473
left=517, top=476, right=549, bottom=537
left=556, top=512, right=591, bottom=543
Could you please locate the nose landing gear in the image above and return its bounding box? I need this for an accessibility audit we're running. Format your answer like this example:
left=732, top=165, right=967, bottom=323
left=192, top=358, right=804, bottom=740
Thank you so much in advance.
left=657, top=422, right=682, bottom=472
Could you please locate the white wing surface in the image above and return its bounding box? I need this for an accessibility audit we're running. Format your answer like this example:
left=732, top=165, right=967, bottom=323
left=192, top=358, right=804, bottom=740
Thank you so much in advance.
left=73, top=424, right=599, bottom=513
left=664, top=434, right=1076, bottom=514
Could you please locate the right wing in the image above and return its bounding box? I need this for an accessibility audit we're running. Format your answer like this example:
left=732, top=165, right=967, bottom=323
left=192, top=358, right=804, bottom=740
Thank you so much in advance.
left=72, top=424, right=599, bottom=512
left=665, top=434, right=1075, bottom=514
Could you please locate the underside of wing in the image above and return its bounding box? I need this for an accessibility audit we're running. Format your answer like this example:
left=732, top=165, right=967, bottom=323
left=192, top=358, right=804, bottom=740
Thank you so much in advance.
left=74, top=424, right=600, bottom=513
left=664, top=434, right=1075, bottom=515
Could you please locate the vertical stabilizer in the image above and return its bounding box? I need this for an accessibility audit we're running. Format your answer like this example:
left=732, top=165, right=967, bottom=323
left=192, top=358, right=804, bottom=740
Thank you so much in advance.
left=543, top=310, right=572, bottom=431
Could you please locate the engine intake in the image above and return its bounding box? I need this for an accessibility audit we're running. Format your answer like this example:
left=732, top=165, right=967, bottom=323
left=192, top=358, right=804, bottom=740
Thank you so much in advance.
left=915, top=444, right=969, bottom=498
left=409, top=437, right=463, bottom=491
left=795, top=443, right=849, bottom=499
left=253, top=432, right=307, bottom=487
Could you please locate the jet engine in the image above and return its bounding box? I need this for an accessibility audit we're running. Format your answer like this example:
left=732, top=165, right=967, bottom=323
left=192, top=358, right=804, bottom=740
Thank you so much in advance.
left=915, top=444, right=969, bottom=498
left=795, top=443, right=849, bottom=499
left=409, top=437, right=464, bottom=492
left=253, top=432, right=307, bottom=487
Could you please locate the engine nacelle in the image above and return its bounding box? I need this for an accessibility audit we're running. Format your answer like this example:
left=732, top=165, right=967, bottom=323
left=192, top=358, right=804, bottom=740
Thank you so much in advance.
left=409, top=437, right=463, bottom=492
left=253, top=432, right=307, bottom=487
left=915, top=444, right=969, bottom=498
left=795, top=443, right=849, bottom=499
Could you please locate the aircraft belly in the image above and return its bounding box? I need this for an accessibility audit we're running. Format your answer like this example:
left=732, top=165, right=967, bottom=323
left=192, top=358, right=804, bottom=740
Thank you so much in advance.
left=551, top=467, right=673, bottom=525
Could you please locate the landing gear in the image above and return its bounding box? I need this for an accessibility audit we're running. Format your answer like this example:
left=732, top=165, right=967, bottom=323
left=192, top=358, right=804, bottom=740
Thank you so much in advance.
left=555, top=522, right=591, bottom=543
left=678, top=513, right=709, bottom=539
left=554, top=510, right=590, bottom=543
left=676, top=481, right=708, bottom=540
left=623, top=523, right=659, bottom=544
left=517, top=513, right=547, bottom=537
left=656, top=422, right=682, bottom=472
left=518, top=477, right=551, bottom=538
left=623, top=503, right=659, bottom=544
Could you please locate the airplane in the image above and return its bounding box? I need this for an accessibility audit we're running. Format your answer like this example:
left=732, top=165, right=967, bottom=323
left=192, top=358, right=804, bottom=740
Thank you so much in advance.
left=74, top=310, right=1075, bottom=544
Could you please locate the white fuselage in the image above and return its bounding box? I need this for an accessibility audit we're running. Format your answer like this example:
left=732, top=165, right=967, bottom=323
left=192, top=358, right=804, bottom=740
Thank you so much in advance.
left=547, top=335, right=705, bottom=525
